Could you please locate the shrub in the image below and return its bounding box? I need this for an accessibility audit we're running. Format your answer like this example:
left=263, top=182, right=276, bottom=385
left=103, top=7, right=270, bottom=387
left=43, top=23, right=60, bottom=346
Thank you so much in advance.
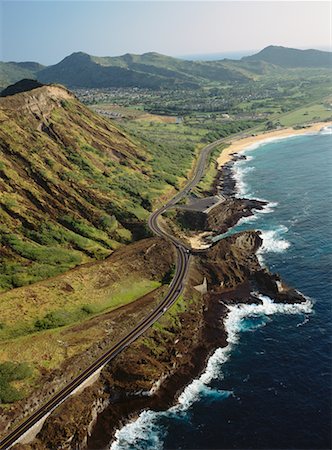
left=81, top=305, right=95, bottom=314
left=98, top=215, right=118, bottom=232
left=0, top=362, right=33, bottom=404
left=34, top=311, right=72, bottom=330
left=162, top=264, right=176, bottom=285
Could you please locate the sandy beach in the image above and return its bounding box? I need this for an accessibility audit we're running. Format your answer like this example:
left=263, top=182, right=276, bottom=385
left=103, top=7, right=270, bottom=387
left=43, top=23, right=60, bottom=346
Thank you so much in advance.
left=217, top=122, right=332, bottom=169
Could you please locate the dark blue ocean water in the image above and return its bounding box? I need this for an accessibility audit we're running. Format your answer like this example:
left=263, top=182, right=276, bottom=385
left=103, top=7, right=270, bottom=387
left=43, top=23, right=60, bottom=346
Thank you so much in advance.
left=111, top=129, right=332, bottom=450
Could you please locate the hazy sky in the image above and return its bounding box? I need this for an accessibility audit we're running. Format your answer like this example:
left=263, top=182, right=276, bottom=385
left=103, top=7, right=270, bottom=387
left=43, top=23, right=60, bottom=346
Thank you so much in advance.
left=1, top=1, right=331, bottom=64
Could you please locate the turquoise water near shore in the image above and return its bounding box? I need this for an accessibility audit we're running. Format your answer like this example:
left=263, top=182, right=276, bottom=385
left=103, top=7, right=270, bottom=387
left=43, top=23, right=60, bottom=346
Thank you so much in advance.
left=110, top=128, right=332, bottom=450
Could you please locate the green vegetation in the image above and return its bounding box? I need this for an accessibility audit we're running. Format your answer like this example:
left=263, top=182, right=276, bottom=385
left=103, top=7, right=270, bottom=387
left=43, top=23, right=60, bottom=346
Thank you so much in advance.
left=196, top=144, right=228, bottom=194
left=34, top=46, right=331, bottom=91
left=0, top=89, right=202, bottom=291
left=0, top=361, right=33, bottom=403
left=0, top=277, right=160, bottom=340
left=2, top=64, right=329, bottom=291
left=200, top=120, right=259, bottom=142
left=37, top=51, right=248, bottom=90
left=244, top=45, right=332, bottom=68
left=142, top=287, right=200, bottom=358
left=0, top=62, right=43, bottom=91
left=122, top=120, right=199, bottom=189
left=276, top=102, right=332, bottom=127
left=162, top=264, right=176, bottom=285
left=0, top=45, right=331, bottom=407
left=0, top=235, right=170, bottom=393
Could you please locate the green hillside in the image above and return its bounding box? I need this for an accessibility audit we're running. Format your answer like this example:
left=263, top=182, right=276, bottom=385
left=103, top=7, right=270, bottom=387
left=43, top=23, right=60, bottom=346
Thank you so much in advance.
left=243, top=45, right=332, bottom=68
left=37, top=52, right=201, bottom=89
left=1, top=46, right=331, bottom=91
left=0, top=83, right=197, bottom=291
left=34, top=46, right=332, bottom=89
left=37, top=51, right=250, bottom=89
left=0, top=61, right=44, bottom=90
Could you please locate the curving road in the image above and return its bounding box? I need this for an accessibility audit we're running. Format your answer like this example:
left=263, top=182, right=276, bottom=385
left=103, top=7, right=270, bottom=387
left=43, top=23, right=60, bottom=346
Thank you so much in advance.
left=0, top=136, right=231, bottom=449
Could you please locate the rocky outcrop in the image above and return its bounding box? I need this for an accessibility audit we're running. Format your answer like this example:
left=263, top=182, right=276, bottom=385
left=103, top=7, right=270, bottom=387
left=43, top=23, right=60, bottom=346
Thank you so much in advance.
left=207, top=197, right=266, bottom=233
left=176, top=197, right=266, bottom=234
left=0, top=79, right=44, bottom=97
left=13, top=231, right=307, bottom=450
left=213, top=153, right=246, bottom=197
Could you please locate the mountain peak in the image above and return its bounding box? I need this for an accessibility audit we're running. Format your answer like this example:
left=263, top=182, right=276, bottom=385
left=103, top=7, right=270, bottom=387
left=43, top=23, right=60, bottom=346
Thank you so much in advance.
left=142, top=51, right=163, bottom=57
left=0, top=79, right=44, bottom=97
left=64, top=51, right=92, bottom=62
left=0, top=81, right=74, bottom=119
left=244, top=45, right=332, bottom=68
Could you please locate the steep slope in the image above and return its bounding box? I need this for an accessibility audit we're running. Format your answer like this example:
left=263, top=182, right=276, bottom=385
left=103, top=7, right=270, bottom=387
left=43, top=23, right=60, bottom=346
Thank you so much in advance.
left=0, top=79, right=44, bottom=97
left=243, top=45, right=332, bottom=68
left=37, top=52, right=200, bottom=89
left=0, top=83, right=185, bottom=291
left=37, top=51, right=250, bottom=88
left=0, top=61, right=44, bottom=90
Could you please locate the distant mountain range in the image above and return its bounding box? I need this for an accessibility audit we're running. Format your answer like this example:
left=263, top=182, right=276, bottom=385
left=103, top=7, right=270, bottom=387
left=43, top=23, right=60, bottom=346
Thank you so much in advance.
left=243, top=45, right=332, bottom=68
left=0, top=46, right=331, bottom=90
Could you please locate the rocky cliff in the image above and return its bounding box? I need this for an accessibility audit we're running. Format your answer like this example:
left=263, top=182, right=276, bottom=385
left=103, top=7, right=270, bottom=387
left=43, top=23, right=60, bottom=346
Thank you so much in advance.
left=13, top=230, right=307, bottom=450
left=177, top=197, right=267, bottom=234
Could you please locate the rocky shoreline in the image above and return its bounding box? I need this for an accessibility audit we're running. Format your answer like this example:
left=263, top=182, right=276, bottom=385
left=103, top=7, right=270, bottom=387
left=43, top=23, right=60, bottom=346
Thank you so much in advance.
left=13, top=155, right=307, bottom=450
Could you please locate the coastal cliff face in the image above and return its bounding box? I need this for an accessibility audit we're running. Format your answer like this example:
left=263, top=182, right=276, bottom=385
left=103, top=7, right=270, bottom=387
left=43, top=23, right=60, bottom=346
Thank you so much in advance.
left=205, top=198, right=266, bottom=233
left=13, top=230, right=306, bottom=450
left=176, top=197, right=267, bottom=234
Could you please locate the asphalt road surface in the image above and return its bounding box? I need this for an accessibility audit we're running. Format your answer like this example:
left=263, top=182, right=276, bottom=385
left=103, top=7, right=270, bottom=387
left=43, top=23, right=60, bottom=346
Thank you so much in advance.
left=0, top=135, right=233, bottom=449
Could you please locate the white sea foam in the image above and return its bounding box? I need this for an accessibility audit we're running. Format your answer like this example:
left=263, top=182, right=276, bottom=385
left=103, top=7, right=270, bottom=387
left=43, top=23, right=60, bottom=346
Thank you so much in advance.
left=259, top=201, right=278, bottom=214
left=110, top=410, right=165, bottom=450
left=234, top=214, right=259, bottom=227
left=241, top=134, right=307, bottom=154
left=319, top=125, right=332, bottom=135
left=232, top=163, right=254, bottom=197
left=258, top=226, right=290, bottom=254
left=110, top=295, right=312, bottom=450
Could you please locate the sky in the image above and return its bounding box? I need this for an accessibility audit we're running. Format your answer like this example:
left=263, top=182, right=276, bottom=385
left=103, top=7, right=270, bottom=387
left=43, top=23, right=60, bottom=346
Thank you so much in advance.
left=1, top=1, right=331, bottom=64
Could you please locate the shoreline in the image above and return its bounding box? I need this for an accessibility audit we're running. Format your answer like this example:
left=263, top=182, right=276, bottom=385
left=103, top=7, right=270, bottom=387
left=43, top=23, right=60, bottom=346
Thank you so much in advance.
left=105, top=123, right=326, bottom=448
left=216, top=121, right=332, bottom=169
left=12, top=122, right=328, bottom=450
left=90, top=126, right=318, bottom=447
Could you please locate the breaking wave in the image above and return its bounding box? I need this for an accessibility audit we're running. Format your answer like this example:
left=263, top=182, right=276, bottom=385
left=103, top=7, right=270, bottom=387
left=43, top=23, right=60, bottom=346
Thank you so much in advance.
left=317, top=125, right=332, bottom=135
left=233, top=163, right=254, bottom=198
left=110, top=410, right=165, bottom=450
left=110, top=295, right=312, bottom=450
left=259, top=225, right=290, bottom=252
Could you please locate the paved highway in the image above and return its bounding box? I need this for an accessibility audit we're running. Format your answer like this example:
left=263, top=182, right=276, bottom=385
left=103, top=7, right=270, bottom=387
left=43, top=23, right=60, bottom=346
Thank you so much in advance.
left=0, top=136, right=231, bottom=449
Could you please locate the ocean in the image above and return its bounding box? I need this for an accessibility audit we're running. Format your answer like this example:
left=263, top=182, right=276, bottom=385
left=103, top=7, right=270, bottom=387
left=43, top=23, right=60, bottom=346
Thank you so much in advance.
left=110, top=128, right=332, bottom=450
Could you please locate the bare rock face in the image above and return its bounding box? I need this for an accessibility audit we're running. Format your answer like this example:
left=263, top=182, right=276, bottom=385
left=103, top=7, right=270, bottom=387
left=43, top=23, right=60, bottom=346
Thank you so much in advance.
left=176, top=197, right=267, bottom=235
left=198, top=230, right=262, bottom=288
left=13, top=231, right=307, bottom=450
left=206, top=197, right=267, bottom=233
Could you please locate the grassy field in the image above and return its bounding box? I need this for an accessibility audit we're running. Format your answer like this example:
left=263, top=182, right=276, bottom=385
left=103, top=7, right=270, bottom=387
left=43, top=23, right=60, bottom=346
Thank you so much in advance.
left=0, top=281, right=162, bottom=366
left=0, top=277, right=160, bottom=340
left=0, top=237, right=173, bottom=401
left=276, top=101, right=332, bottom=127
left=195, top=144, right=228, bottom=195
